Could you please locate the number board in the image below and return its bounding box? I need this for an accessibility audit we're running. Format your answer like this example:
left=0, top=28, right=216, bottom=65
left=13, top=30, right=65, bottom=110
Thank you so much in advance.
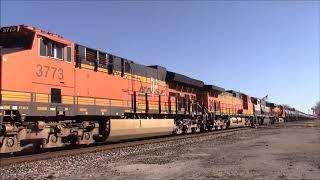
left=0, top=26, right=19, bottom=33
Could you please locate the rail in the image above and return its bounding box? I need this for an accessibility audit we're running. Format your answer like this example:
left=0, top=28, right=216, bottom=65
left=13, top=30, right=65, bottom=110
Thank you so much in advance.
left=0, top=127, right=252, bottom=167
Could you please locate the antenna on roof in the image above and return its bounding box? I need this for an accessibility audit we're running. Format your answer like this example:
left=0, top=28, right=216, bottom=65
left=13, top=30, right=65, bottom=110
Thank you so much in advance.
left=262, top=94, right=268, bottom=100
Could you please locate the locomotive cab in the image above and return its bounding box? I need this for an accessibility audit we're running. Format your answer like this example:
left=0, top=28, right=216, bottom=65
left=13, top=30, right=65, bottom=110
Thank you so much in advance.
left=0, top=26, right=36, bottom=122
left=0, top=25, right=75, bottom=118
left=0, top=26, right=79, bottom=153
left=0, top=26, right=34, bottom=54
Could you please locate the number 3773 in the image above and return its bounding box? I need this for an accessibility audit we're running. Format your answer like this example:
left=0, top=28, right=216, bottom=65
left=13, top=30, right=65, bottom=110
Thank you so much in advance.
left=36, top=64, right=64, bottom=80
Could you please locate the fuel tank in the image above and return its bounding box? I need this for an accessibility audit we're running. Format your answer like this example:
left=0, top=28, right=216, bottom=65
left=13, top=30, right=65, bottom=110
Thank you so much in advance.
left=106, top=119, right=175, bottom=142
left=229, top=117, right=249, bottom=128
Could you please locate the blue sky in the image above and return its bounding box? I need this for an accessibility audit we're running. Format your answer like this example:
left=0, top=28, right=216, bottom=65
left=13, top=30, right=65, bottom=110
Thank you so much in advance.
left=1, top=1, right=319, bottom=113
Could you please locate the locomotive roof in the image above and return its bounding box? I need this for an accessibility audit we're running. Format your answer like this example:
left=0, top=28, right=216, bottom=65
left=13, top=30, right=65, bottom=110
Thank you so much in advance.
left=204, top=84, right=225, bottom=92
left=2, top=25, right=64, bottom=39
left=226, top=90, right=250, bottom=97
left=226, top=90, right=241, bottom=94
left=166, top=71, right=204, bottom=88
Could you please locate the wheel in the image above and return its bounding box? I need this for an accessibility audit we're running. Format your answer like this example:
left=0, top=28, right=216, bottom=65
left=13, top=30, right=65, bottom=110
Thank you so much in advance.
left=200, top=124, right=206, bottom=133
left=182, top=126, right=188, bottom=134
left=259, top=118, right=264, bottom=125
left=271, top=118, right=275, bottom=124
left=226, top=121, right=230, bottom=129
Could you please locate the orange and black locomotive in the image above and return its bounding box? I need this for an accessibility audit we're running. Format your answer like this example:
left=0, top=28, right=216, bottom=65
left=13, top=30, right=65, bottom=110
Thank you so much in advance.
left=0, top=25, right=315, bottom=154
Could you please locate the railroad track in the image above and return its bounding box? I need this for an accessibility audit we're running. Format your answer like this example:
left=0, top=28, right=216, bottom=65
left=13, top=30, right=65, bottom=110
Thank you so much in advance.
left=0, top=127, right=256, bottom=167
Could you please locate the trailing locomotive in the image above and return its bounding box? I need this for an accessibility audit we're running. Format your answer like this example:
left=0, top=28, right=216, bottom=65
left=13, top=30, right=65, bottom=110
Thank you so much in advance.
left=0, top=25, right=316, bottom=154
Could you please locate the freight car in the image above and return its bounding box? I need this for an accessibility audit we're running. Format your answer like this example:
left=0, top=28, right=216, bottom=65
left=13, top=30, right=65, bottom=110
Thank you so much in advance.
left=0, top=25, right=316, bottom=154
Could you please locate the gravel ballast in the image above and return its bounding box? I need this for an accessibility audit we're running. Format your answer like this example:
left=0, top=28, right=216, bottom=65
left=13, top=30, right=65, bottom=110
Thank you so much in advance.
left=1, top=120, right=319, bottom=179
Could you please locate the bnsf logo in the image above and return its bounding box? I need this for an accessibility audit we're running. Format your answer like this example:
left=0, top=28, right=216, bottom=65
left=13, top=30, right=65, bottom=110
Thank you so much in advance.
left=35, top=64, right=64, bottom=80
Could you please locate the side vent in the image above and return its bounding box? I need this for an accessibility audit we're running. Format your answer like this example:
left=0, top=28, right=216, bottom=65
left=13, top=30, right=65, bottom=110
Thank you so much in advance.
left=99, top=52, right=107, bottom=68
left=108, top=55, right=114, bottom=74
left=75, top=45, right=86, bottom=68
left=86, top=48, right=98, bottom=71
left=121, top=58, right=125, bottom=77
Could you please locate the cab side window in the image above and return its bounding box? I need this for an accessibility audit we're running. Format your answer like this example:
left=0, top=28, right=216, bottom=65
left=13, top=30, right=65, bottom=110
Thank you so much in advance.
left=39, top=38, right=65, bottom=60
left=39, top=38, right=46, bottom=56
left=46, top=42, right=53, bottom=57
left=66, top=46, right=72, bottom=62
left=55, top=43, right=64, bottom=59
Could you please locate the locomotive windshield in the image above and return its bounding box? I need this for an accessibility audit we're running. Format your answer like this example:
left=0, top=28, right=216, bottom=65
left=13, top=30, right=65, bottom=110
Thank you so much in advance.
left=0, top=34, right=33, bottom=49
left=0, top=26, right=34, bottom=51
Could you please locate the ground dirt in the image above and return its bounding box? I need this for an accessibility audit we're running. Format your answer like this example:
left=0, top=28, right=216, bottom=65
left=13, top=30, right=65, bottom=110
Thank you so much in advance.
left=106, top=120, right=320, bottom=180
left=1, top=119, right=319, bottom=179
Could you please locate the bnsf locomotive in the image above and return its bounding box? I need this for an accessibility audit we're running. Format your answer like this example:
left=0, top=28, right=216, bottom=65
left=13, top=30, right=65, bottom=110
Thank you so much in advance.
left=0, top=25, right=315, bottom=154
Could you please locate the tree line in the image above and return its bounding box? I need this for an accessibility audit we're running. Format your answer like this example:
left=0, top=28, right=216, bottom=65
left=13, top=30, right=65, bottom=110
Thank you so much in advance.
left=312, top=101, right=320, bottom=116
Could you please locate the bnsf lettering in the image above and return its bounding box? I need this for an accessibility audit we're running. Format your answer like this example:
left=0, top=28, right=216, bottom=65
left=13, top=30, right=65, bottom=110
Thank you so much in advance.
left=139, top=85, right=165, bottom=95
left=36, top=64, right=64, bottom=80
left=1, top=26, right=17, bottom=33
